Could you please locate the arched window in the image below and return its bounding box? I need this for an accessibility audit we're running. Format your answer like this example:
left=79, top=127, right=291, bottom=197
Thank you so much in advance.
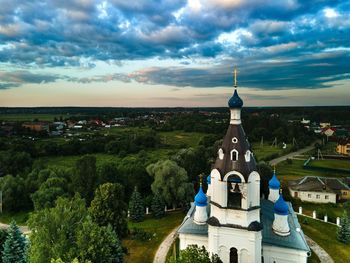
left=230, top=247, right=238, bottom=263
left=232, top=137, right=238, bottom=143
left=245, top=150, right=251, bottom=162
left=231, top=149, right=238, bottom=161
left=227, top=175, right=242, bottom=208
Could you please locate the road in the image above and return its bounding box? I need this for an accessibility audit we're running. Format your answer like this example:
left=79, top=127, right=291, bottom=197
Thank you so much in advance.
left=305, top=235, right=334, bottom=263
left=269, top=142, right=318, bottom=166
left=0, top=222, right=31, bottom=235
left=153, top=227, right=178, bottom=263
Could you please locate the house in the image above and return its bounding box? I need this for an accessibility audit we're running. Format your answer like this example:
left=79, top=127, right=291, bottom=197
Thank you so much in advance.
left=288, top=176, right=350, bottom=203
left=320, top=122, right=331, bottom=128
left=22, top=122, right=50, bottom=132
left=337, top=138, right=350, bottom=155
left=178, top=73, right=310, bottom=263
left=322, top=127, right=336, bottom=137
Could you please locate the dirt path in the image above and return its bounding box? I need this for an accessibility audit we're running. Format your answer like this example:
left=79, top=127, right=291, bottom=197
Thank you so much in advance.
left=153, top=227, right=178, bottom=263
left=305, top=235, right=334, bottom=263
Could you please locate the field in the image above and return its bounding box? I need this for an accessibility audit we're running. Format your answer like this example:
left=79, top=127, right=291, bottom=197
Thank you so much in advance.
left=251, top=143, right=285, bottom=161
left=311, top=159, right=350, bottom=170
left=159, top=131, right=208, bottom=148
left=124, top=211, right=184, bottom=263
left=0, top=211, right=30, bottom=225
left=299, top=215, right=350, bottom=263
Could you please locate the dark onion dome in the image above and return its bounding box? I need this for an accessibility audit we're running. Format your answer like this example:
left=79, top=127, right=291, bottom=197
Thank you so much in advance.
left=274, top=195, right=289, bottom=216
left=194, top=185, right=207, bottom=207
left=207, top=174, right=211, bottom=185
left=268, top=171, right=280, bottom=190
left=228, top=89, right=243, bottom=108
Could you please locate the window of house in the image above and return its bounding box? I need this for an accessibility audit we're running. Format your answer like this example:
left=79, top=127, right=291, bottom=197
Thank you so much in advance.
left=343, top=192, right=347, bottom=195
left=308, top=194, right=311, bottom=198
left=325, top=195, right=329, bottom=199
left=316, top=195, right=320, bottom=199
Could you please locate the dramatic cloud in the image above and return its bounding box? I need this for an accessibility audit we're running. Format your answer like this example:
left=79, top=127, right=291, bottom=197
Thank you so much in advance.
left=0, top=0, right=349, bottom=93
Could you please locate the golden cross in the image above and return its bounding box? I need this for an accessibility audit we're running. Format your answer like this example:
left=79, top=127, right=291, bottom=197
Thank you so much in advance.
left=233, top=67, right=237, bottom=87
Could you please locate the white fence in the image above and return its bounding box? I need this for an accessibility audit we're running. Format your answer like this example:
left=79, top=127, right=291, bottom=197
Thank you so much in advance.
left=296, top=206, right=340, bottom=227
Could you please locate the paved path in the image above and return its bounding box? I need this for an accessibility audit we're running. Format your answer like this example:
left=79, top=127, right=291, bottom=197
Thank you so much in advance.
left=0, top=222, right=31, bottom=235
left=269, top=142, right=318, bottom=166
left=305, top=235, right=334, bottom=263
left=153, top=227, right=178, bottom=263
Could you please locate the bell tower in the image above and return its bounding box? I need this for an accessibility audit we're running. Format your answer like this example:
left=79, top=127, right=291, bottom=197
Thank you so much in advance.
left=207, top=68, right=262, bottom=263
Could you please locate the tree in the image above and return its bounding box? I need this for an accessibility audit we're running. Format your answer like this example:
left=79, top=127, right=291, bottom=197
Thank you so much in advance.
left=28, top=195, right=88, bottom=263
left=72, top=155, right=98, bottom=204
left=147, top=160, right=194, bottom=209
left=2, top=221, right=28, bottom=263
left=31, top=177, right=69, bottom=210
left=51, top=258, right=92, bottom=263
left=129, top=187, right=144, bottom=222
left=89, top=183, right=128, bottom=238
left=151, top=192, right=165, bottom=218
left=97, top=162, right=120, bottom=186
left=76, top=219, right=123, bottom=263
left=337, top=212, right=350, bottom=244
left=0, top=229, right=9, bottom=263
left=257, top=162, right=273, bottom=199
left=169, top=245, right=222, bottom=263
left=0, top=175, right=29, bottom=212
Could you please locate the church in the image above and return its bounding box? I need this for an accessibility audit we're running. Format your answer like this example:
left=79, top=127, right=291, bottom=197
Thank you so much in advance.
left=178, top=71, right=310, bottom=263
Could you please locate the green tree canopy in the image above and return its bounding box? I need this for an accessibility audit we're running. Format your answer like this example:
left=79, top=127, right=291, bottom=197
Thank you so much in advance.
left=89, top=183, right=128, bottom=238
left=72, top=155, right=98, bottom=204
left=129, top=187, right=144, bottom=222
left=337, top=212, right=350, bottom=244
left=147, top=160, right=194, bottom=209
left=151, top=192, right=165, bottom=218
left=0, top=175, right=29, bottom=212
left=31, top=177, right=69, bottom=210
left=169, top=245, right=222, bottom=263
left=2, top=221, right=28, bottom=263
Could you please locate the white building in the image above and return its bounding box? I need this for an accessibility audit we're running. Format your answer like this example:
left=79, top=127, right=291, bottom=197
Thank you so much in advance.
left=178, top=74, right=310, bottom=263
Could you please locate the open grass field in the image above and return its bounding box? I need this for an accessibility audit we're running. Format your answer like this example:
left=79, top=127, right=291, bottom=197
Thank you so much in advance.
left=124, top=211, right=184, bottom=263
left=277, top=159, right=346, bottom=183
left=298, top=215, right=350, bottom=263
left=251, top=143, right=284, bottom=161
left=0, top=210, right=30, bottom=225
left=159, top=131, right=208, bottom=148
left=311, top=159, right=350, bottom=170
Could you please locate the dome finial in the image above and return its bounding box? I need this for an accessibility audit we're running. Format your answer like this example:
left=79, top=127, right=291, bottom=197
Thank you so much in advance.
left=199, top=174, right=203, bottom=187
left=233, top=66, right=238, bottom=88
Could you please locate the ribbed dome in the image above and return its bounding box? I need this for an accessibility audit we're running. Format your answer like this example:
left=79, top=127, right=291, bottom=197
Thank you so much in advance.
left=194, top=185, right=207, bottom=207
left=228, top=89, right=243, bottom=108
left=207, top=175, right=211, bottom=185
left=274, top=195, right=289, bottom=216
left=269, top=171, right=280, bottom=190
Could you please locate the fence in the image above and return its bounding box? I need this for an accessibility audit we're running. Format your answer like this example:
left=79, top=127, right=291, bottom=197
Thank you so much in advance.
left=296, top=206, right=340, bottom=226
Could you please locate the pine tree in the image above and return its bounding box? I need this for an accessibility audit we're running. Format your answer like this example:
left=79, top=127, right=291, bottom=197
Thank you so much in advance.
left=129, top=187, right=145, bottom=222
left=151, top=192, right=165, bottom=218
left=337, top=212, right=350, bottom=244
left=2, top=221, right=28, bottom=263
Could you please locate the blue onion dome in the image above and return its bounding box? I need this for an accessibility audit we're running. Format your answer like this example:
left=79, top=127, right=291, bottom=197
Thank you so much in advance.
left=228, top=89, right=243, bottom=108
left=207, top=175, right=211, bottom=185
left=274, top=195, right=289, bottom=216
left=269, top=171, right=280, bottom=190
left=194, top=185, right=207, bottom=207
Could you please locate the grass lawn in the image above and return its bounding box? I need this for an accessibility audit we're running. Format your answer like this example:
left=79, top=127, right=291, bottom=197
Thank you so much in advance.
left=298, top=215, right=350, bottom=263
left=293, top=201, right=345, bottom=221
left=123, top=211, right=184, bottom=263
left=159, top=131, right=207, bottom=148
left=251, top=143, right=284, bottom=161
left=310, top=159, right=350, bottom=170
left=0, top=210, right=31, bottom=225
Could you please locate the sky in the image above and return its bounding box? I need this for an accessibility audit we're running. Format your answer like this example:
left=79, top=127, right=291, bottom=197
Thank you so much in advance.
left=0, top=0, right=350, bottom=107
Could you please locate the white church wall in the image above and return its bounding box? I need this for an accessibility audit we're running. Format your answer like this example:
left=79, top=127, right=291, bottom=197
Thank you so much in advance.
left=210, top=205, right=260, bottom=227
left=248, top=172, right=260, bottom=207
left=263, top=244, right=309, bottom=263
left=208, top=225, right=262, bottom=263
left=179, top=233, right=208, bottom=250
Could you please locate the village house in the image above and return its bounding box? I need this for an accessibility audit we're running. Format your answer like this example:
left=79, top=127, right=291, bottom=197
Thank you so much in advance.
left=288, top=176, right=350, bottom=204
left=337, top=138, right=350, bottom=155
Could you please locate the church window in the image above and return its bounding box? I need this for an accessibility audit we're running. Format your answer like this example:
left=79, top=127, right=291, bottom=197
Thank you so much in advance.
left=227, top=175, right=242, bottom=208
left=229, top=247, right=238, bottom=263
left=231, top=149, right=238, bottom=161
left=245, top=150, right=251, bottom=162
left=232, top=137, right=238, bottom=143
left=218, top=148, right=224, bottom=160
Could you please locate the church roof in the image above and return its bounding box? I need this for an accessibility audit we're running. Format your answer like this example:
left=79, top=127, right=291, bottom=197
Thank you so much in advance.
left=177, top=199, right=310, bottom=252
left=213, top=124, right=256, bottom=181
left=194, top=185, right=207, bottom=207
left=273, top=195, right=289, bottom=216
left=268, top=171, right=280, bottom=190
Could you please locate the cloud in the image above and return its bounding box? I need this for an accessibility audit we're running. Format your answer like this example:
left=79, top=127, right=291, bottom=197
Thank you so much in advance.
left=0, top=0, right=349, bottom=92
left=0, top=70, right=62, bottom=89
